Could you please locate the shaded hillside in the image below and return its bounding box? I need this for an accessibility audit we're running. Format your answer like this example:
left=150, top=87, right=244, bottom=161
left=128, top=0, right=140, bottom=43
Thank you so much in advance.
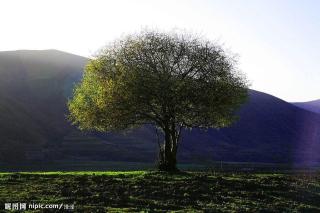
left=293, top=100, right=320, bottom=114
left=180, top=90, right=320, bottom=165
left=1, top=50, right=320, bottom=166
left=0, top=50, right=87, bottom=162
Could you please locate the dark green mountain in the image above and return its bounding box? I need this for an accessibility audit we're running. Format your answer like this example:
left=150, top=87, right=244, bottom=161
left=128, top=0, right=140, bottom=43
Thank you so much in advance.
left=1, top=50, right=320, bottom=166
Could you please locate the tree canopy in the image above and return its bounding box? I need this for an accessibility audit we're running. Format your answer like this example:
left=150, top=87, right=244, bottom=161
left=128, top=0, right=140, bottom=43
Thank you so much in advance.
left=68, top=30, right=248, bottom=171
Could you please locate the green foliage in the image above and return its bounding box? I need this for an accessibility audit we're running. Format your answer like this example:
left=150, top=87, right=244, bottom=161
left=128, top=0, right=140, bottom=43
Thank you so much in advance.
left=68, top=30, right=248, bottom=132
left=68, top=30, right=249, bottom=171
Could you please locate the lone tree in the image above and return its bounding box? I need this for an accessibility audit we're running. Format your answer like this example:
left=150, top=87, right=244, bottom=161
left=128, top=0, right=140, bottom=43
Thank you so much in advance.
left=68, top=30, right=248, bottom=171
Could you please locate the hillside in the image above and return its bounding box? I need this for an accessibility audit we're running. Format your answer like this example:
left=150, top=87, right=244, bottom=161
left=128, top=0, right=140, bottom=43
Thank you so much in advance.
left=0, top=50, right=87, bottom=162
left=0, top=50, right=320, bottom=166
left=185, top=90, right=320, bottom=165
left=293, top=100, right=320, bottom=114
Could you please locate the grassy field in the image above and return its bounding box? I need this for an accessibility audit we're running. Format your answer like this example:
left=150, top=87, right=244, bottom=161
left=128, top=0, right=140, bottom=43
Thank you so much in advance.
left=0, top=171, right=320, bottom=212
left=0, top=160, right=300, bottom=172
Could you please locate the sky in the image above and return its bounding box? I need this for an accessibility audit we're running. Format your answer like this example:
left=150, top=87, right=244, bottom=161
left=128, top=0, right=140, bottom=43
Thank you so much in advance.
left=0, top=0, right=319, bottom=102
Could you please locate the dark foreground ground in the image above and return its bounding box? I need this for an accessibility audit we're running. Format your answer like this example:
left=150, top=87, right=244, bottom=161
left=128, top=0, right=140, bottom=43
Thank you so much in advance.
left=0, top=171, right=320, bottom=212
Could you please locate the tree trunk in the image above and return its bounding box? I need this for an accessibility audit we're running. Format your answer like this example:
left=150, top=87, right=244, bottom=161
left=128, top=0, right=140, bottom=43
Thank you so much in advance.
left=157, top=126, right=178, bottom=172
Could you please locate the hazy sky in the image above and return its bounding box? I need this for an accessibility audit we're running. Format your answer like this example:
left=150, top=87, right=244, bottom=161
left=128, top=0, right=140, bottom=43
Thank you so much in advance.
left=0, top=0, right=319, bottom=102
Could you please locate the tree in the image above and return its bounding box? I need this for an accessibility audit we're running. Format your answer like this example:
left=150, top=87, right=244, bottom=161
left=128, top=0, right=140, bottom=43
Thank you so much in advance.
left=68, top=30, right=248, bottom=171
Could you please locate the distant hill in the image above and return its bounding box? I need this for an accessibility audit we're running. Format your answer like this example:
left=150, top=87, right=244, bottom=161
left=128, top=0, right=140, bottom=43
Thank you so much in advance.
left=0, top=50, right=87, bottom=162
left=293, top=100, right=320, bottom=114
left=185, top=90, right=320, bottom=165
left=1, top=50, right=320, bottom=166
